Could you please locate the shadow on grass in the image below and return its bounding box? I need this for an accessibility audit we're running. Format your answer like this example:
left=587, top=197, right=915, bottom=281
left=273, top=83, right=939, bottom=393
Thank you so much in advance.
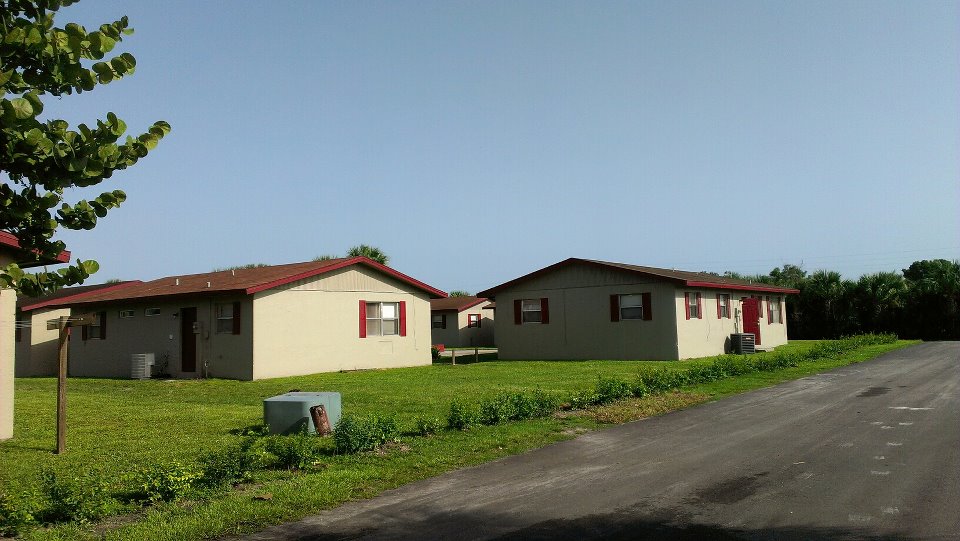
left=432, top=353, right=499, bottom=365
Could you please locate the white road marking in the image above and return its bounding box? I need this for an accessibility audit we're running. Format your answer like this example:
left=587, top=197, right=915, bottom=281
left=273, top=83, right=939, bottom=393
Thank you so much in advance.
left=873, top=455, right=885, bottom=460
left=849, top=514, right=873, bottom=523
left=886, top=442, right=903, bottom=446
left=881, top=426, right=895, bottom=429
left=889, top=407, right=932, bottom=411
left=870, top=470, right=891, bottom=476
left=898, top=422, right=914, bottom=426
left=881, top=507, right=900, bottom=515
left=870, top=421, right=883, bottom=425
left=840, top=442, right=855, bottom=448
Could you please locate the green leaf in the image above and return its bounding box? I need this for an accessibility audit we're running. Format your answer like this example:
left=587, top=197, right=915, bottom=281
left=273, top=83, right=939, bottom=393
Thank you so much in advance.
left=24, top=91, right=43, bottom=116
left=81, top=260, right=100, bottom=274
left=10, top=98, right=34, bottom=119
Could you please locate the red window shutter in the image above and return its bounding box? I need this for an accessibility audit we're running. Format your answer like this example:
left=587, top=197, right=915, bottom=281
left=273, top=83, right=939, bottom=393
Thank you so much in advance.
left=642, top=292, right=652, bottom=320
left=757, top=296, right=763, bottom=318
left=767, top=296, right=773, bottom=324
left=695, top=293, right=702, bottom=319
left=441, top=314, right=447, bottom=329
left=540, top=297, right=550, bottom=324
left=716, top=294, right=722, bottom=319
left=684, top=293, right=690, bottom=320
left=514, top=299, right=522, bottom=325
left=610, top=295, right=620, bottom=322
left=100, top=311, right=107, bottom=339
left=476, top=314, right=481, bottom=328
left=232, top=301, right=241, bottom=335
left=359, top=300, right=367, bottom=338
left=399, top=301, right=407, bottom=336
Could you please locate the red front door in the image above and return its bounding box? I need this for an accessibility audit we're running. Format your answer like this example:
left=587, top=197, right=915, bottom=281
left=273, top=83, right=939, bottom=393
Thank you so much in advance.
left=741, top=298, right=761, bottom=345
left=180, top=307, right=197, bottom=372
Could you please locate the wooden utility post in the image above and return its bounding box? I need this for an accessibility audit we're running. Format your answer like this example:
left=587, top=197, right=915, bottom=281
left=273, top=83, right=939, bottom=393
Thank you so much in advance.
left=47, top=313, right=95, bottom=454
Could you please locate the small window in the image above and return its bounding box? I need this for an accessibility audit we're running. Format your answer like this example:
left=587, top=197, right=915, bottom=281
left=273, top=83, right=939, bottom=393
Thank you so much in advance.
left=768, top=296, right=783, bottom=323
left=216, top=303, right=234, bottom=334
left=687, top=293, right=701, bottom=319
left=119, top=309, right=135, bottom=319
left=88, top=313, right=104, bottom=340
left=431, top=314, right=445, bottom=329
left=521, top=299, right=542, bottom=323
left=717, top=294, right=730, bottom=319
left=145, top=308, right=161, bottom=317
left=366, top=302, right=399, bottom=336
left=619, top=294, right=645, bottom=320
left=468, top=314, right=480, bottom=328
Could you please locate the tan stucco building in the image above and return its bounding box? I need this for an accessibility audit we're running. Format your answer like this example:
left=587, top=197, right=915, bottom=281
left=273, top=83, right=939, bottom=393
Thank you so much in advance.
left=430, top=296, right=495, bottom=348
left=44, top=257, right=446, bottom=380
left=477, top=258, right=799, bottom=361
left=1, top=231, right=71, bottom=440
left=15, top=282, right=140, bottom=377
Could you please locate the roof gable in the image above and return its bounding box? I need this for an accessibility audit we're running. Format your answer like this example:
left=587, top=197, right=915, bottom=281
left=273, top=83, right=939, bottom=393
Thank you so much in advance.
left=43, top=257, right=446, bottom=307
left=0, top=231, right=71, bottom=268
left=477, top=258, right=800, bottom=297
left=430, top=296, right=489, bottom=312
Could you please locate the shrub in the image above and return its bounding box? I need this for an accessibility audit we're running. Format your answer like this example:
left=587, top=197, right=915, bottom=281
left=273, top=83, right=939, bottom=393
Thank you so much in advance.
left=259, top=433, right=324, bottom=470
left=0, top=490, right=40, bottom=536
left=431, top=346, right=441, bottom=362
left=414, top=416, right=444, bottom=436
left=630, top=377, right=649, bottom=398
left=568, top=389, right=599, bottom=410
left=36, top=469, right=112, bottom=525
left=595, top=376, right=632, bottom=404
left=479, top=393, right=516, bottom=425
left=131, top=462, right=200, bottom=503
left=197, top=437, right=268, bottom=488
left=530, top=389, right=561, bottom=417
left=447, top=400, right=477, bottom=430
left=333, top=414, right=398, bottom=454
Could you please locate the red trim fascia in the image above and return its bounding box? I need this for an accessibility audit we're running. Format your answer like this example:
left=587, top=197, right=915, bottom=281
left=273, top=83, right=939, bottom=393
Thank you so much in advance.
left=0, top=231, right=71, bottom=266
left=19, top=281, right=143, bottom=312
left=58, top=288, right=248, bottom=308
left=453, top=298, right=488, bottom=312
left=684, top=281, right=799, bottom=294
left=244, top=257, right=447, bottom=298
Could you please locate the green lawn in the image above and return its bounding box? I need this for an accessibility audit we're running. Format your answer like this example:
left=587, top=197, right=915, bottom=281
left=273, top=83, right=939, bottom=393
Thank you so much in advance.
left=1, top=339, right=916, bottom=540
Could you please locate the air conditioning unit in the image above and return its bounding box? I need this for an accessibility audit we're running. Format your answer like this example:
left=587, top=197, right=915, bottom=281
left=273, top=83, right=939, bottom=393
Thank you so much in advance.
left=731, top=333, right=756, bottom=355
left=131, top=353, right=155, bottom=379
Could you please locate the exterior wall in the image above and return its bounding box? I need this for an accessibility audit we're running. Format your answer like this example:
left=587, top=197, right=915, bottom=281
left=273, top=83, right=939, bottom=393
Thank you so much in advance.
left=430, top=301, right=495, bottom=348
left=15, top=307, right=69, bottom=377
left=674, top=289, right=790, bottom=359
left=251, top=266, right=432, bottom=378
left=492, top=264, right=680, bottom=360
left=68, top=298, right=254, bottom=379
left=0, top=288, right=15, bottom=440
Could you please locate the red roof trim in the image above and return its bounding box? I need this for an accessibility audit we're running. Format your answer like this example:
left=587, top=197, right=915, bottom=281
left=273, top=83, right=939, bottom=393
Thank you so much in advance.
left=19, top=281, right=144, bottom=312
left=244, top=257, right=447, bottom=299
left=684, top=281, right=800, bottom=294
left=0, top=231, right=71, bottom=266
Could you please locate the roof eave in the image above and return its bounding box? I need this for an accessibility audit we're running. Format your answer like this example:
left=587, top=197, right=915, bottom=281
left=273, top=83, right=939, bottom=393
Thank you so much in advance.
left=683, top=281, right=800, bottom=294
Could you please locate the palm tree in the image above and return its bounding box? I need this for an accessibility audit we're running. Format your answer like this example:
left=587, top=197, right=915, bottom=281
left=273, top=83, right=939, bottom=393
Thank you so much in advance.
left=347, top=245, right=389, bottom=266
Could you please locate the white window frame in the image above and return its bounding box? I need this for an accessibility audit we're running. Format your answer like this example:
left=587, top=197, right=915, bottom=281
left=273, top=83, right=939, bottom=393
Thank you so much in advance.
left=119, top=309, right=135, bottom=319
left=467, top=313, right=480, bottom=328
left=145, top=307, right=161, bottom=317
left=521, top=299, right=542, bottom=324
left=216, top=303, right=234, bottom=334
left=718, top=294, right=730, bottom=319
left=619, top=294, right=645, bottom=320
left=688, top=293, right=700, bottom=319
left=769, top=296, right=783, bottom=323
left=366, top=302, right=400, bottom=336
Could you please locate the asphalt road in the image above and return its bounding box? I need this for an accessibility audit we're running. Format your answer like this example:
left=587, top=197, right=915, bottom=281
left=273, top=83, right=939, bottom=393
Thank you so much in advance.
left=235, top=342, right=959, bottom=541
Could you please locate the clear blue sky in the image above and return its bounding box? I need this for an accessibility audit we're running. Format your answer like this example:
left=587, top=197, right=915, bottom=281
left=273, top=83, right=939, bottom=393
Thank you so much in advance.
left=41, top=1, right=960, bottom=293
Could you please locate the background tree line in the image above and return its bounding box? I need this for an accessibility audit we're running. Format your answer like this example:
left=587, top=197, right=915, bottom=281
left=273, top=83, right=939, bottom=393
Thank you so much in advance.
left=724, top=259, right=960, bottom=340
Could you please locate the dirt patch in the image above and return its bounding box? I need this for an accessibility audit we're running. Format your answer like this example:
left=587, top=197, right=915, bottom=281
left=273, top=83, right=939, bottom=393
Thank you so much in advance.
left=578, top=392, right=712, bottom=425
left=857, top=387, right=891, bottom=397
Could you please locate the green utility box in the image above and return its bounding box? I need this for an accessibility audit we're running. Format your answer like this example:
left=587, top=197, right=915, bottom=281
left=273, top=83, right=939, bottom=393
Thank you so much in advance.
left=263, top=392, right=342, bottom=435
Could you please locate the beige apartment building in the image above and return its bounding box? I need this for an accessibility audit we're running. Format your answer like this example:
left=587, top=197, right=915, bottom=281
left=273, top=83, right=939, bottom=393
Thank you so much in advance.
left=477, top=258, right=799, bottom=361
left=430, top=296, right=495, bottom=348
left=44, top=257, right=446, bottom=380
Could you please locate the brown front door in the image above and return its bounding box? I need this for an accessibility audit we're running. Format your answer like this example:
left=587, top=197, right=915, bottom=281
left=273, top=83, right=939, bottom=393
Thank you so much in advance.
left=180, top=307, right=197, bottom=372
left=741, top=298, right=761, bottom=345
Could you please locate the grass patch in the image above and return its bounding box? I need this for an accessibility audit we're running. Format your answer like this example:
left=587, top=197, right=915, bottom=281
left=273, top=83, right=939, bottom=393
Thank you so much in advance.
left=1, top=338, right=916, bottom=540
